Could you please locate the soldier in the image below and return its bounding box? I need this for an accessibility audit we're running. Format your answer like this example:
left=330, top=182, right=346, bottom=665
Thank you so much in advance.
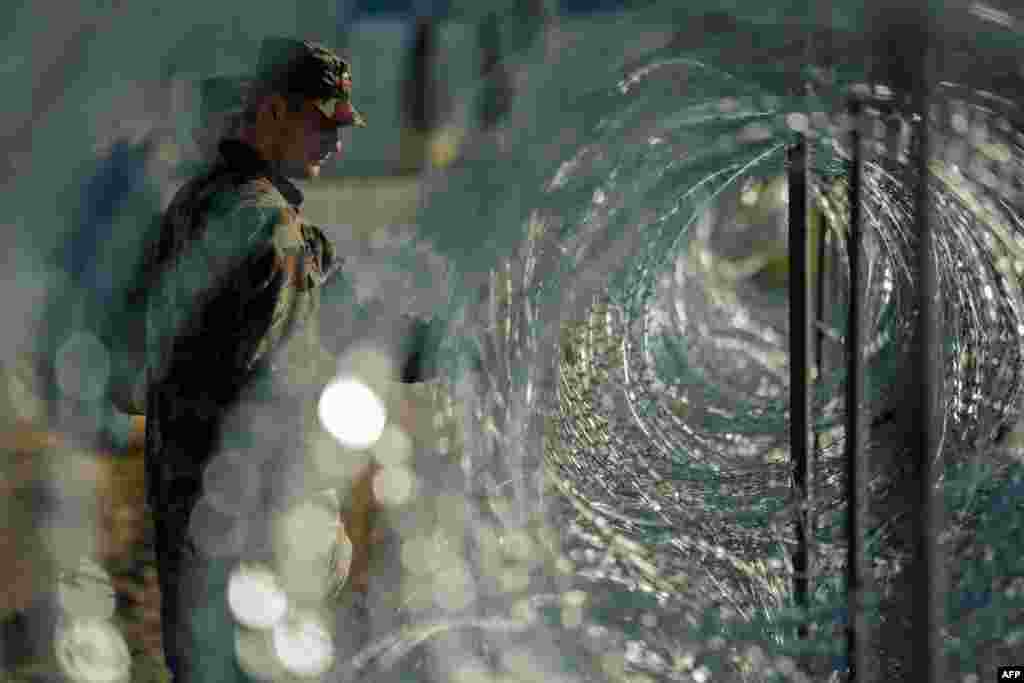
left=106, top=74, right=254, bottom=419
left=139, top=37, right=377, bottom=682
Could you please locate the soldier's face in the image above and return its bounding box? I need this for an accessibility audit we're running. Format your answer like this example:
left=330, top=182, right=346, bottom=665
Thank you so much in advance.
left=277, top=98, right=345, bottom=179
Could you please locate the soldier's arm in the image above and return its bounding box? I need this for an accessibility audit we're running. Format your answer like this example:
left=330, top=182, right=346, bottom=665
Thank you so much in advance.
left=140, top=200, right=324, bottom=404
left=240, top=214, right=394, bottom=596
left=230, top=203, right=321, bottom=374
left=108, top=300, right=148, bottom=415
left=338, top=457, right=381, bottom=594
left=107, top=213, right=165, bottom=416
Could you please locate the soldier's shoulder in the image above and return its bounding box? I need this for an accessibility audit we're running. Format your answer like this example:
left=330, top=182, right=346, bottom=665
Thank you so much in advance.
left=224, top=182, right=304, bottom=252
left=164, top=170, right=213, bottom=214
left=164, top=172, right=304, bottom=251
left=217, top=178, right=301, bottom=233
left=200, top=175, right=287, bottom=215
left=232, top=176, right=292, bottom=210
left=167, top=170, right=285, bottom=210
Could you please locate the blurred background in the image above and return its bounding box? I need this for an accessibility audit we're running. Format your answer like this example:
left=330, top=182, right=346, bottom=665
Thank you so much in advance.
left=2, top=1, right=1024, bottom=682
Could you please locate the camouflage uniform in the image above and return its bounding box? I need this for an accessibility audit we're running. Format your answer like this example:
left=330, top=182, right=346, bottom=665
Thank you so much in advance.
left=142, top=39, right=368, bottom=683
left=108, top=74, right=252, bottom=417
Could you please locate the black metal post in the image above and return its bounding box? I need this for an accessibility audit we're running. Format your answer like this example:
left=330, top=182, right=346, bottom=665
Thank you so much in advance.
left=845, top=97, right=870, bottom=682
left=811, top=124, right=830, bottom=643
left=813, top=166, right=829, bottom=415
left=911, top=49, right=946, bottom=683
left=478, top=12, right=514, bottom=133
left=406, top=17, right=438, bottom=134
left=400, top=16, right=440, bottom=172
left=788, top=136, right=813, bottom=638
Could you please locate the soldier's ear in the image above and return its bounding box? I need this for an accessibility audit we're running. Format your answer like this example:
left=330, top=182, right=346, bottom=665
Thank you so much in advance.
left=252, top=93, right=281, bottom=127
left=267, top=94, right=289, bottom=123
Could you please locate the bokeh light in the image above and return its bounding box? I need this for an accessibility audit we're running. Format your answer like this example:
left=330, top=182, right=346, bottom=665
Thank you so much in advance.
left=273, top=497, right=347, bottom=605
left=44, top=452, right=102, bottom=565
left=451, top=659, right=494, bottom=683
left=202, top=450, right=260, bottom=516
left=57, top=557, right=116, bottom=621
left=235, top=626, right=287, bottom=682
left=186, top=495, right=248, bottom=558
left=372, top=423, right=414, bottom=466
left=372, top=464, right=415, bottom=506
left=400, top=535, right=443, bottom=575
left=54, top=330, right=111, bottom=402
left=434, top=559, right=476, bottom=611
left=271, top=609, right=335, bottom=678
left=309, top=428, right=364, bottom=484
left=561, top=604, right=584, bottom=629
left=317, top=377, right=387, bottom=450
left=430, top=126, right=464, bottom=169
left=227, top=563, right=288, bottom=630
left=55, top=618, right=131, bottom=683
left=498, top=564, right=530, bottom=594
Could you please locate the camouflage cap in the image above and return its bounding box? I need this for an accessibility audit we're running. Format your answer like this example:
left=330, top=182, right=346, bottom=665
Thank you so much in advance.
left=255, top=37, right=367, bottom=128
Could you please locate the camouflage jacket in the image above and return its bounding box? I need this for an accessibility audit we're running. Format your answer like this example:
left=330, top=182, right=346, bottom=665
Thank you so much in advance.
left=141, top=139, right=338, bottom=557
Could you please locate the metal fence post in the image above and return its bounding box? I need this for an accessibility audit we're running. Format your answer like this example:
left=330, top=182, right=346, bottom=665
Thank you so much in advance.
left=478, top=13, right=514, bottom=133
left=788, top=135, right=814, bottom=638
left=911, top=48, right=946, bottom=683
left=845, top=96, right=870, bottom=682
